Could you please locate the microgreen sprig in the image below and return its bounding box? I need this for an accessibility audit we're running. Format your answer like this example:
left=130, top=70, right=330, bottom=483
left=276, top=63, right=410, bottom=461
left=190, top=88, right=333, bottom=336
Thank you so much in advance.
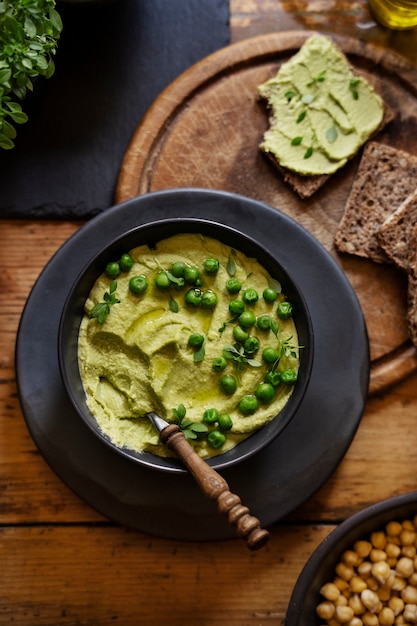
left=171, top=404, right=208, bottom=440
left=90, top=280, right=120, bottom=324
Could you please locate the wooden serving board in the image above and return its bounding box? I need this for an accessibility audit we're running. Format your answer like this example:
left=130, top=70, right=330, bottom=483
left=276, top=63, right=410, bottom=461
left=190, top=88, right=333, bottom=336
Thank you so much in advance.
left=116, top=31, right=417, bottom=396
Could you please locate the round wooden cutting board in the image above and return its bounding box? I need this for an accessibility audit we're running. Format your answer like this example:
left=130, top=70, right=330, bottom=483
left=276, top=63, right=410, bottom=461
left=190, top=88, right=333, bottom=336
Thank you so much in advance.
left=116, top=31, right=417, bottom=395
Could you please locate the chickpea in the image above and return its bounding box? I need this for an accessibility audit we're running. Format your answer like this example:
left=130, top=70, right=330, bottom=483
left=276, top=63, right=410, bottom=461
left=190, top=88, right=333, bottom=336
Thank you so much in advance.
left=335, top=605, right=354, bottom=623
left=362, top=611, right=379, bottom=625
left=370, top=548, right=387, bottom=563
left=371, top=560, right=391, bottom=584
left=361, top=589, right=382, bottom=613
left=379, top=606, right=396, bottom=625
left=349, top=593, right=366, bottom=615
left=343, top=550, right=361, bottom=567
left=387, top=521, right=403, bottom=537
left=355, top=541, right=372, bottom=558
left=336, top=562, right=355, bottom=582
left=317, top=600, right=336, bottom=620
left=389, top=596, right=405, bottom=616
left=350, top=575, right=368, bottom=594
left=371, top=530, right=387, bottom=550
left=358, top=561, right=372, bottom=578
left=396, top=557, right=415, bottom=579
left=402, top=587, right=417, bottom=605
left=387, top=543, right=402, bottom=559
left=321, top=582, right=342, bottom=602
left=403, top=603, right=417, bottom=623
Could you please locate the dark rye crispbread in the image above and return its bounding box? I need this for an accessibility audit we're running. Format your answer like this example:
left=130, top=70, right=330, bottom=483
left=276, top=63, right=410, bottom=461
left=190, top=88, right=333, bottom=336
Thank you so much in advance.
left=261, top=103, right=394, bottom=200
left=378, top=189, right=417, bottom=272
left=406, top=224, right=417, bottom=349
left=334, top=142, right=417, bottom=263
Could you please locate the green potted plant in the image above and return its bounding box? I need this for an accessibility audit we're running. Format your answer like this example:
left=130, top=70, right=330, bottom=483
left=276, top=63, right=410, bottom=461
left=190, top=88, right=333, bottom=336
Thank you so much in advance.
left=0, top=0, right=62, bottom=149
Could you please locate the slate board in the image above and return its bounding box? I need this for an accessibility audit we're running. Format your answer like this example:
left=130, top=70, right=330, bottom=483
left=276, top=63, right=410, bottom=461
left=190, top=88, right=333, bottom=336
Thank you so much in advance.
left=0, top=0, right=230, bottom=219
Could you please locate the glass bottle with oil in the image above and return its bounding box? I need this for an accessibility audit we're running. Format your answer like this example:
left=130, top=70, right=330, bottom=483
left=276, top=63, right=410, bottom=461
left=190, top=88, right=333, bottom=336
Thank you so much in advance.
left=368, top=0, right=417, bottom=28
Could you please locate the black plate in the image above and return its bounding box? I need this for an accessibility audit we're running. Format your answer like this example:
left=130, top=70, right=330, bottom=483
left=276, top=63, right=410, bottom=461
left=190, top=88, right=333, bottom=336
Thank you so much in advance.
left=16, top=188, right=369, bottom=541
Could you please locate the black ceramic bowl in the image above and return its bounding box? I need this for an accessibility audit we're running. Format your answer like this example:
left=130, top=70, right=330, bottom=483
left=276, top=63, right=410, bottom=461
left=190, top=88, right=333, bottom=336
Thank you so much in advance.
left=286, top=491, right=417, bottom=625
left=58, top=217, right=313, bottom=473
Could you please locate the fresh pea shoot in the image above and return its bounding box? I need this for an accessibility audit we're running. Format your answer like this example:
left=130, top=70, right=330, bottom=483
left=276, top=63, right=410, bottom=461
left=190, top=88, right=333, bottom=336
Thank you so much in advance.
left=90, top=280, right=120, bottom=324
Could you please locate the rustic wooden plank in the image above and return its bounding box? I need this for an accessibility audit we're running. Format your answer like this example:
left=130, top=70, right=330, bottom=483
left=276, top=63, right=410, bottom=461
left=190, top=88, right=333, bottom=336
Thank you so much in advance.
left=0, top=523, right=333, bottom=625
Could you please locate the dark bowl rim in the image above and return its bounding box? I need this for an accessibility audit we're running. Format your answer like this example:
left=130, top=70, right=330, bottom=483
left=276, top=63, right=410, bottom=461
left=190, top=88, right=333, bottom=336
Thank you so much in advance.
left=58, top=216, right=314, bottom=474
left=286, top=490, right=417, bottom=625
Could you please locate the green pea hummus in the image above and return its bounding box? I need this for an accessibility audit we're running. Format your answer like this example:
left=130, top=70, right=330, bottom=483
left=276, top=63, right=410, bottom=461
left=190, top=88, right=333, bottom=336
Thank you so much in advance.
left=257, top=35, right=384, bottom=176
left=78, top=233, right=299, bottom=459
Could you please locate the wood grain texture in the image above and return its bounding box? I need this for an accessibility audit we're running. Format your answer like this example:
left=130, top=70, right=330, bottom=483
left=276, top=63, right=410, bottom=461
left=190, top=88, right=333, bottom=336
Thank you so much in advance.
left=0, top=523, right=332, bottom=625
left=3, top=2, right=417, bottom=625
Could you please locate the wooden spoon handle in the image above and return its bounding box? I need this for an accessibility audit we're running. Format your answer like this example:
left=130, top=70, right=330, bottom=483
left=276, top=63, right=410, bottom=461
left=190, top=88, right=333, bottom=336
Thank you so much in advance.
left=160, top=424, right=269, bottom=550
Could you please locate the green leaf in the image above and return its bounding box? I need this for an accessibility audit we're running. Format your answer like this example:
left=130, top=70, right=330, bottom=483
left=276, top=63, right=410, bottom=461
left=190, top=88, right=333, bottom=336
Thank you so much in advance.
left=285, top=90, right=297, bottom=101
left=296, top=111, right=306, bottom=123
left=177, top=404, right=186, bottom=420
left=169, top=296, right=179, bottom=313
left=193, top=345, right=205, bottom=362
left=227, top=250, right=236, bottom=276
left=291, top=136, right=303, bottom=146
left=189, top=422, right=208, bottom=433
left=0, top=133, right=14, bottom=149
left=303, top=146, right=313, bottom=159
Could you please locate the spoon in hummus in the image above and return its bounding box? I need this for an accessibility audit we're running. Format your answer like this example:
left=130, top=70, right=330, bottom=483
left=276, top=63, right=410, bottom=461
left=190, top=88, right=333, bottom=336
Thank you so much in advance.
left=147, top=412, right=270, bottom=551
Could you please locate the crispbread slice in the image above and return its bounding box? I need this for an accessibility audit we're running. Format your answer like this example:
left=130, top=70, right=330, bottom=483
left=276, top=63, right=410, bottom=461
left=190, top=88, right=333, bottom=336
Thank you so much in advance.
left=406, top=224, right=417, bottom=349
left=378, top=189, right=417, bottom=272
left=261, top=104, right=394, bottom=199
left=334, top=142, right=417, bottom=263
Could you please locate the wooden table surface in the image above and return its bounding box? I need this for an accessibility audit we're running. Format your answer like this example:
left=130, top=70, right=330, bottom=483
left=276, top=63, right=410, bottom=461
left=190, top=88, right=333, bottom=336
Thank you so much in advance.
left=2, top=1, right=417, bottom=624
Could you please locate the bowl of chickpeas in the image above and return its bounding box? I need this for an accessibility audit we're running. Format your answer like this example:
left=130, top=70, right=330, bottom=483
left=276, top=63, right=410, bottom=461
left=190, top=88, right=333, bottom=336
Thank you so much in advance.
left=286, top=491, right=417, bottom=626
left=58, top=211, right=314, bottom=473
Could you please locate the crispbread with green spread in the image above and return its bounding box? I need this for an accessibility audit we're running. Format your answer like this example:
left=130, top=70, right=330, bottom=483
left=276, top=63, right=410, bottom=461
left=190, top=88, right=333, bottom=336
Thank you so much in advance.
left=257, top=35, right=392, bottom=198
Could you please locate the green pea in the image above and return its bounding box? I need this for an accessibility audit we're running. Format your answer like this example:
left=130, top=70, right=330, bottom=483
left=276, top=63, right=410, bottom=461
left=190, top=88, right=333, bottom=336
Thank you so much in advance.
left=105, top=261, right=121, bottom=278
left=233, top=325, right=249, bottom=343
left=226, top=278, right=242, bottom=294
left=239, top=310, right=256, bottom=328
left=201, top=290, right=218, bottom=309
left=119, top=253, right=133, bottom=272
left=220, top=374, right=237, bottom=395
left=207, top=430, right=226, bottom=449
left=204, top=258, right=220, bottom=274
left=242, top=288, right=258, bottom=305
left=212, top=356, right=227, bottom=372
left=263, top=287, right=278, bottom=303
left=280, top=369, right=298, bottom=385
left=184, top=267, right=200, bottom=284
left=265, top=370, right=281, bottom=387
left=184, top=288, right=202, bottom=306
left=155, top=271, right=171, bottom=289
left=228, top=299, right=244, bottom=315
left=188, top=333, right=204, bottom=349
left=277, top=301, right=293, bottom=320
left=256, top=314, right=271, bottom=331
left=243, top=336, right=260, bottom=355
left=239, top=395, right=258, bottom=415
left=203, top=408, right=219, bottom=424
left=255, top=382, right=275, bottom=403
left=262, top=347, right=279, bottom=364
left=218, top=414, right=233, bottom=431
left=171, top=261, right=186, bottom=277
left=129, top=275, right=148, bottom=294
